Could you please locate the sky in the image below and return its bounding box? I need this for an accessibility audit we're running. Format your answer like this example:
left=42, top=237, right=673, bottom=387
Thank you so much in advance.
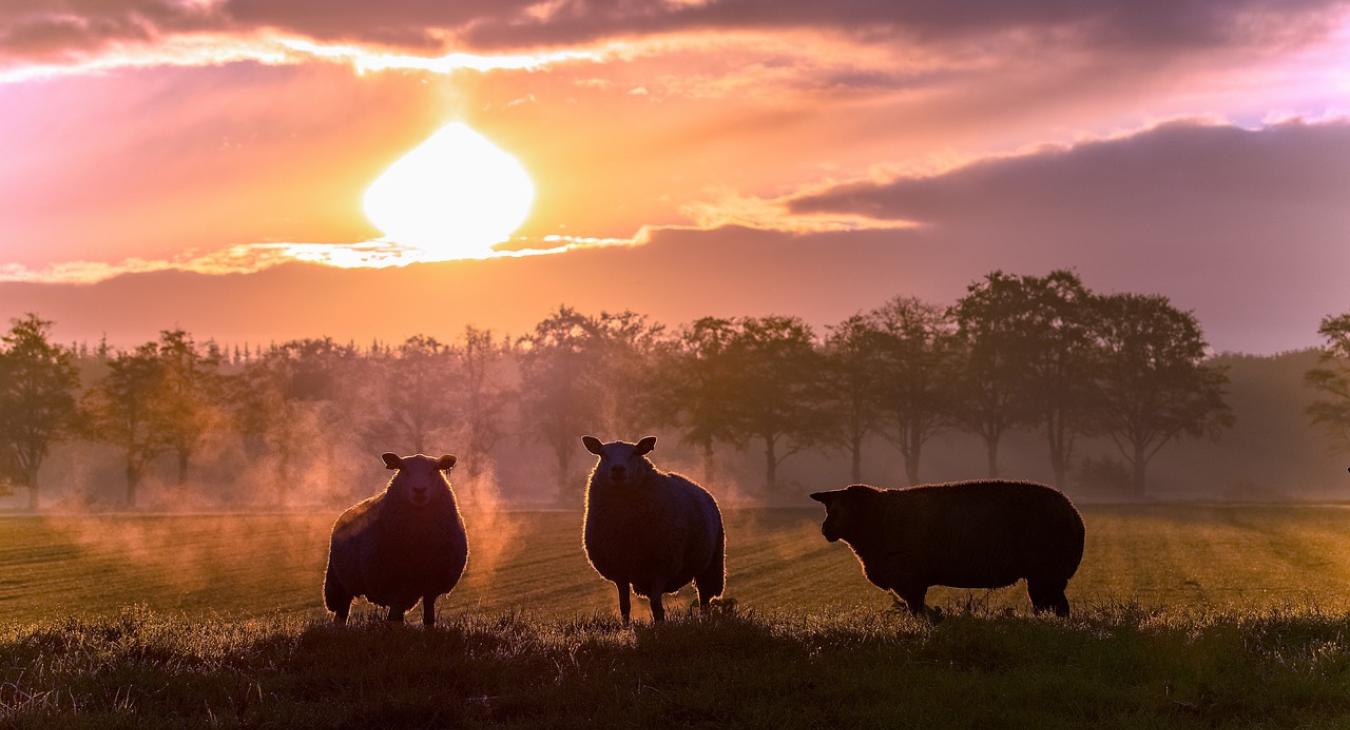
left=1, top=0, right=1349, bottom=352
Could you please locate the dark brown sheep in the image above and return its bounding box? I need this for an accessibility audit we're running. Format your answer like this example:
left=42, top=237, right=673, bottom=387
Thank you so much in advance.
left=809, top=481, right=1084, bottom=616
left=323, top=453, right=468, bottom=626
left=582, top=435, right=725, bottom=623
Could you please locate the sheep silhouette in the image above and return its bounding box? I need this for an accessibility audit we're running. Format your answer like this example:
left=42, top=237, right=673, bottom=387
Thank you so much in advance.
left=323, top=453, right=469, bottom=626
left=581, top=435, right=725, bottom=622
left=811, top=481, right=1084, bottom=616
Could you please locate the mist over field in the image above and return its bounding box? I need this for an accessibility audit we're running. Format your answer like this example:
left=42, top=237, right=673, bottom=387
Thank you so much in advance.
left=0, top=297, right=1344, bottom=515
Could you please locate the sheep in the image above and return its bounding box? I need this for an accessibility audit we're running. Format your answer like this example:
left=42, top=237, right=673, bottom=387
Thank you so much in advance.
left=323, top=452, right=468, bottom=626
left=581, top=435, right=725, bottom=623
left=809, top=481, right=1084, bottom=616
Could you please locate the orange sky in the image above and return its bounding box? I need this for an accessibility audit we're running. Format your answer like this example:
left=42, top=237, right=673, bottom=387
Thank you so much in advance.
left=2, top=1, right=1349, bottom=351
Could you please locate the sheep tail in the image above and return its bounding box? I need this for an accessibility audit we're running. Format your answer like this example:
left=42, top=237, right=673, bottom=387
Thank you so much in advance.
left=696, top=526, right=726, bottom=604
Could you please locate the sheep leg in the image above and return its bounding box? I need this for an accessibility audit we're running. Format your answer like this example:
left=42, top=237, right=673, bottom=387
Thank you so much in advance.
left=616, top=582, right=631, bottom=624
left=385, top=605, right=407, bottom=623
left=332, top=601, right=351, bottom=626
left=1027, top=577, right=1070, bottom=617
left=895, top=584, right=928, bottom=615
left=648, top=592, right=665, bottom=623
left=421, top=595, right=437, bottom=627
left=323, top=566, right=351, bottom=625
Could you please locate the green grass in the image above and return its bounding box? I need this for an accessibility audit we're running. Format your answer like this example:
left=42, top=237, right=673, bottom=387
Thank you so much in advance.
left=5, top=505, right=1350, bottom=727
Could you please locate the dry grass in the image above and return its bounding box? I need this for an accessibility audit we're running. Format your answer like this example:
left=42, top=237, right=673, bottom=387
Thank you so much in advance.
left=3, top=505, right=1350, bottom=727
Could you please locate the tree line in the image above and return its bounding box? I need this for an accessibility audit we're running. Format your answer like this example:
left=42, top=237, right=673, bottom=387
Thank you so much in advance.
left=0, top=269, right=1286, bottom=510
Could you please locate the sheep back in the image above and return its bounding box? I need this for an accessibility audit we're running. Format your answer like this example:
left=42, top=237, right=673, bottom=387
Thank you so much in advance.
left=834, top=481, right=1083, bottom=592
left=584, top=471, right=723, bottom=597
left=326, top=491, right=468, bottom=610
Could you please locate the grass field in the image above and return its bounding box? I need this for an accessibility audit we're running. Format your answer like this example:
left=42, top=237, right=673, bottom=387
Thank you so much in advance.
left=5, top=505, right=1350, bottom=727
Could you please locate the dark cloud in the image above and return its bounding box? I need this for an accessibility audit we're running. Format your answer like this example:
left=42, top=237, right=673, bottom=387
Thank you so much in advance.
left=789, top=119, right=1350, bottom=352
left=464, top=0, right=1342, bottom=52
left=1, top=0, right=1344, bottom=66
left=791, top=119, right=1350, bottom=224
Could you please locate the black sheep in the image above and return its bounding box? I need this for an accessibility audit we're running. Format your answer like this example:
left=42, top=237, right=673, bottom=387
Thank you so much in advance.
left=810, top=481, right=1084, bottom=616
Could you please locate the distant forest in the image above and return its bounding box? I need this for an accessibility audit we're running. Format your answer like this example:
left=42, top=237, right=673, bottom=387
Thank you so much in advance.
left=0, top=269, right=1347, bottom=511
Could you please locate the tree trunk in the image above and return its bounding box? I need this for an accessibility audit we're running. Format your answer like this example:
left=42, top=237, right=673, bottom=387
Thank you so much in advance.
left=702, top=438, right=716, bottom=486
left=466, top=435, right=484, bottom=479
left=276, top=447, right=291, bottom=508
left=126, top=461, right=141, bottom=508
left=556, top=446, right=575, bottom=507
left=985, top=434, right=1000, bottom=478
left=850, top=435, right=863, bottom=484
left=764, top=436, right=777, bottom=492
left=23, top=464, right=39, bottom=511
left=904, top=426, right=924, bottom=485
left=1047, top=417, right=1071, bottom=488
left=1132, top=443, right=1148, bottom=498
left=176, top=449, right=190, bottom=486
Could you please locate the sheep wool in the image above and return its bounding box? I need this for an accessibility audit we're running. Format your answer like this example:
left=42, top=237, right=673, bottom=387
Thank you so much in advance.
left=324, top=453, right=468, bottom=626
left=581, top=435, right=725, bottom=622
left=810, top=481, right=1084, bottom=616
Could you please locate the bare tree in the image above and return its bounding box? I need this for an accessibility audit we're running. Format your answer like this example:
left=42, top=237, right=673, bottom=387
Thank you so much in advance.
left=457, top=326, right=513, bottom=481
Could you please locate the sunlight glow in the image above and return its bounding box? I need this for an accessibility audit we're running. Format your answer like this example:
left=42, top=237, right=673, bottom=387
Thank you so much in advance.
left=362, top=123, right=535, bottom=260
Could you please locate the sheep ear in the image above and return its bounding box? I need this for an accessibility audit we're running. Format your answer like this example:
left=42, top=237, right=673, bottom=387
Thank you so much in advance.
left=809, top=490, right=843, bottom=505
left=582, top=435, right=604, bottom=455
left=382, top=453, right=402, bottom=470
left=437, top=454, right=457, bottom=471
left=635, top=436, right=657, bottom=455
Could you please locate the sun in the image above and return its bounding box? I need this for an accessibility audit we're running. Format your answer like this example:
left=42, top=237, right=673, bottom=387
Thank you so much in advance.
left=363, top=123, right=535, bottom=260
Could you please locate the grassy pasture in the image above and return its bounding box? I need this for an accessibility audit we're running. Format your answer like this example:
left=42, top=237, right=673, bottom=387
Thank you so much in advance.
left=4, top=505, right=1350, bottom=727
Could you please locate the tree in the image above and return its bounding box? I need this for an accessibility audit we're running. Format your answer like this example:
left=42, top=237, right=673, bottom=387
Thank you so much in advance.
left=653, top=317, right=741, bottom=485
left=1013, top=271, right=1101, bottom=487
left=951, top=272, right=1037, bottom=476
left=368, top=335, right=458, bottom=454
left=590, top=310, right=669, bottom=438
left=518, top=307, right=606, bottom=502
left=869, top=297, right=960, bottom=485
left=822, top=314, right=887, bottom=484
left=0, top=314, right=80, bottom=509
left=231, top=338, right=358, bottom=506
left=456, top=326, right=513, bottom=481
left=724, top=316, right=828, bottom=492
left=1093, top=293, right=1233, bottom=496
left=519, top=307, right=667, bottom=502
left=154, top=329, right=225, bottom=485
left=83, top=343, right=173, bottom=506
left=1306, top=312, right=1350, bottom=451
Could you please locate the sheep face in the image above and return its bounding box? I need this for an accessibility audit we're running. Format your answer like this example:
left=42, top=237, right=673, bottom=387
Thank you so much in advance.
left=810, top=485, right=881, bottom=543
left=809, top=490, right=852, bottom=542
left=582, top=435, right=657, bottom=486
left=382, top=452, right=456, bottom=506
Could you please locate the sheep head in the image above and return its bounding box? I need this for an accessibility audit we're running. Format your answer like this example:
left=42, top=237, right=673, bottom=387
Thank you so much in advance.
left=582, top=435, right=657, bottom=486
left=381, top=452, right=456, bottom=506
left=809, top=485, right=879, bottom=543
